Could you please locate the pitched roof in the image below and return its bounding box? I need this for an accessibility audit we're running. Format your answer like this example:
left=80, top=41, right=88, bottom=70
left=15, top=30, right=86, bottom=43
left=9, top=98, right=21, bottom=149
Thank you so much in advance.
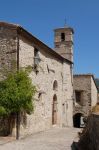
left=0, top=22, right=73, bottom=64
left=74, top=74, right=98, bottom=91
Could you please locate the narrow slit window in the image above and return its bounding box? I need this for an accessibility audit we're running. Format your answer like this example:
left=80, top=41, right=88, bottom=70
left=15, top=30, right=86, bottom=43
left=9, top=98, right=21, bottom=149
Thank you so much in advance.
left=53, top=80, right=58, bottom=90
left=34, top=48, right=40, bottom=67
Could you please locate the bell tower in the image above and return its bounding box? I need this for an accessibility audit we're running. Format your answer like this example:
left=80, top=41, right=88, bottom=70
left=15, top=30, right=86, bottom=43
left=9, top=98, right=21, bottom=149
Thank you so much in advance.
left=54, top=26, right=74, bottom=62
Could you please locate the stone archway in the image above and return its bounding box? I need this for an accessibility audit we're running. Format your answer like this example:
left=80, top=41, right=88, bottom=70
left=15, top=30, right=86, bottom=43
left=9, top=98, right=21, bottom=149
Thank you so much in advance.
left=52, top=94, right=57, bottom=125
left=73, top=113, right=83, bottom=128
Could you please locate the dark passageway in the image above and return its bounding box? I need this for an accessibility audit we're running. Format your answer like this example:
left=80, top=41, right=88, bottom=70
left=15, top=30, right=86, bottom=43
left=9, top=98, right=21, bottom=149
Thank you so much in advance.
left=73, top=113, right=83, bottom=128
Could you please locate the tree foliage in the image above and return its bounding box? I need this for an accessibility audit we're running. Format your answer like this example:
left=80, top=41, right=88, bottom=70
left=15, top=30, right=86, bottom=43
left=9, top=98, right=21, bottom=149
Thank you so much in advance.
left=0, top=70, right=36, bottom=116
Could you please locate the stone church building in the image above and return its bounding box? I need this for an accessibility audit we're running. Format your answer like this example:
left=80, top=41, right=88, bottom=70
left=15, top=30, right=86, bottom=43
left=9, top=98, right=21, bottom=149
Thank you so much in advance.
left=0, top=22, right=74, bottom=137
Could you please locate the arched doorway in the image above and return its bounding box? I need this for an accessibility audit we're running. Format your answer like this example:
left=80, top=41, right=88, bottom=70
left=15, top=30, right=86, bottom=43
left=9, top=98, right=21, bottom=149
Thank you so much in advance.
left=73, top=113, right=83, bottom=128
left=52, top=94, right=57, bottom=125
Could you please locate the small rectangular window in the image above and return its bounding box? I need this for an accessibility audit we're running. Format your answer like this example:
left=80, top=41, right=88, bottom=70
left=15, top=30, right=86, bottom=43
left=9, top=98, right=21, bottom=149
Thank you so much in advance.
left=75, top=91, right=82, bottom=103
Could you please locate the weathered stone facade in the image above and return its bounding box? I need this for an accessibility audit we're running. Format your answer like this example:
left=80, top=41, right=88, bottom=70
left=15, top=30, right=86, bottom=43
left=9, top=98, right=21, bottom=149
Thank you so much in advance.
left=0, top=24, right=17, bottom=74
left=73, top=74, right=98, bottom=127
left=0, top=22, right=74, bottom=137
left=94, top=78, right=99, bottom=102
left=54, top=27, right=74, bottom=62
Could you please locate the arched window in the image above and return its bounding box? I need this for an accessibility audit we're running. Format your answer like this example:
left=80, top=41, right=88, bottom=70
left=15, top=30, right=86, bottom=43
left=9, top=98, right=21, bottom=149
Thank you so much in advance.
left=61, top=33, right=65, bottom=41
left=53, top=80, right=58, bottom=90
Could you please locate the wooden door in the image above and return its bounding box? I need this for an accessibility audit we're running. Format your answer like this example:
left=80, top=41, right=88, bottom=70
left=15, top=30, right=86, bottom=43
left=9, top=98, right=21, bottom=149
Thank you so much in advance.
left=52, top=95, right=57, bottom=125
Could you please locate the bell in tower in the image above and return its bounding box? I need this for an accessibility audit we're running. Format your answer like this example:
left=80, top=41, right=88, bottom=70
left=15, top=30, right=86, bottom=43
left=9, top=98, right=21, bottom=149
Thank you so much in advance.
left=54, top=26, right=74, bottom=62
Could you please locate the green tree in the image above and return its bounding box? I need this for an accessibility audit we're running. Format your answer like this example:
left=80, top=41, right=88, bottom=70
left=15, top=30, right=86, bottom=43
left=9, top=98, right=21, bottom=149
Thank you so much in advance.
left=0, top=70, right=36, bottom=139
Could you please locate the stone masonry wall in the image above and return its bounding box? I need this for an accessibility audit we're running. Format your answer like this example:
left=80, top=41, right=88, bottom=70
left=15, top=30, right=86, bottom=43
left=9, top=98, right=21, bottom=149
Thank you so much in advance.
left=0, top=25, right=73, bottom=137
left=54, top=29, right=73, bottom=62
left=62, top=62, right=73, bottom=127
left=0, top=25, right=17, bottom=135
left=0, top=26, right=17, bottom=75
left=19, top=35, right=73, bottom=136
left=73, top=76, right=91, bottom=116
left=91, top=77, right=98, bottom=106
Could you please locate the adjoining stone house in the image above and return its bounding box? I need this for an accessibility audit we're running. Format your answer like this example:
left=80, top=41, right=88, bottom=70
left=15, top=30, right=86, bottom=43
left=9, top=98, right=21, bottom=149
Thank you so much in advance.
left=95, top=78, right=99, bottom=101
left=0, top=22, right=74, bottom=137
left=73, top=74, right=98, bottom=128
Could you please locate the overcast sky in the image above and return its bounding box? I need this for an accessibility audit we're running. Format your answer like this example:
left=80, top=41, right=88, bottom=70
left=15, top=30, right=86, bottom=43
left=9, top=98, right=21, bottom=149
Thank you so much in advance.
left=0, top=0, right=99, bottom=77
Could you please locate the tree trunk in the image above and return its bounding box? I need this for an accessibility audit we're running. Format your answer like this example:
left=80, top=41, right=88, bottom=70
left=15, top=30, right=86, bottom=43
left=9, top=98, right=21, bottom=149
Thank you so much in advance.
left=16, top=112, right=20, bottom=140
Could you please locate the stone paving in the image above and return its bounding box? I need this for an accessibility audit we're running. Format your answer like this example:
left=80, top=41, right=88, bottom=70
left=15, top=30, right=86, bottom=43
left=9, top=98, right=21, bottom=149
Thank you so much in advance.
left=0, top=127, right=80, bottom=150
